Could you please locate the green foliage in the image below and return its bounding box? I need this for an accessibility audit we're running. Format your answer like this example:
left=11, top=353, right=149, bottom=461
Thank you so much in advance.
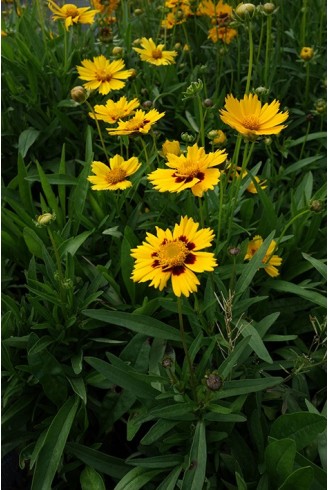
left=1, top=0, right=326, bottom=488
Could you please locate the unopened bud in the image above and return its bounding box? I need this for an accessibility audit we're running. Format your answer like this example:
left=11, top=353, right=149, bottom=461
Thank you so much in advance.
left=203, top=98, right=213, bottom=108
left=142, top=100, right=153, bottom=109
left=261, top=3, right=277, bottom=15
left=310, top=200, right=323, bottom=212
left=35, top=212, right=56, bottom=227
left=174, top=42, right=181, bottom=50
left=112, top=46, right=123, bottom=56
left=205, top=373, right=223, bottom=391
left=315, top=98, right=326, bottom=114
left=134, top=8, right=143, bottom=15
left=234, top=3, right=256, bottom=19
left=129, top=68, right=137, bottom=78
left=162, top=356, right=174, bottom=368
left=264, top=136, right=272, bottom=145
left=70, top=86, right=88, bottom=104
left=300, top=47, right=314, bottom=61
left=228, top=246, right=240, bottom=256
left=181, top=132, right=195, bottom=143
left=254, top=86, right=269, bottom=96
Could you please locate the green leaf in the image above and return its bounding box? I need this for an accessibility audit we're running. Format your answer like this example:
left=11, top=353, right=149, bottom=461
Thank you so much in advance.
left=239, top=320, right=273, bottom=363
left=25, top=174, right=78, bottom=185
left=114, top=467, right=163, bottom=490
left=235, top=472, right=247, bottom=490
left=58, top=230, right=94, bottom=257
left=36, top=161, right=62, bottom=228
left=66, top=443, right=128, bottom=480
left=18, top=127, right=40, bottom=158
left=283, top=155, right=324, bottom=176
left=270, top=413, right=326, bottom=451
left=121, top=226, right=137, bottom=303
left=31, top=396, right=79, bottom=490
left=142, top=402, right=196, bottom=422
left=267, top=280, right=326, bottom=308
left=140, top=420, right=178, bottom=445
left=181, top=420, right=207, bottom=490
left=83, top=310, right=185, bottom=342
left=264, top=438, right=296, bottom=486
left=84, top=357, right=158, bottom=399
left=278, top=467, right=313, bottom=490
left=17, top=153, right=34, bottom=215
left=288, top=132, right=327, bottom=147
left=302, top=253, right=327, bottom=280
left=127, top=454, right=183, bottom=469
left=80, top=466, right=106, bottom=490
left=218, top=336, right=252, bottom=379
left=157, top=465, right=183, bottom=490
left=23, top=227, right=45, bottom=260
left=214, top=377, right=284, bottom=399
left=67, top=377, right=87, bottom=404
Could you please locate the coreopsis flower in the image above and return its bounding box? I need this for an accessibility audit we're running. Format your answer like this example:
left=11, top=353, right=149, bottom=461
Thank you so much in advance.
left=91, top=0, right=119, bottom=15
left=300, top=47, right=314, bottom=61
left=148, top=143, right=227, bottom=197
left=76, top=55, right=133, bottom=95
left=245, top=235, right=282, bottom=277
left=208, top=129, right=227, bottom=146
left=162, top=140, right=181, bottom=157
left=89, top=96, right=140, bottom=124
left=246, top=175, right=267, bottom=193
left=131, top=216, right=217, bottom=297
left=197, top=0, right=232, bottom=21
left=48, top=0, right=99, bottom=30
left=219, top=93, right=289, bottom=138
left=87, top=155, right=141, bottom=191
left=133, top=38, right=177, bottom=66
left=106, top=109, right=165, bottom=136
left=208, top=26, right=237, bottom=43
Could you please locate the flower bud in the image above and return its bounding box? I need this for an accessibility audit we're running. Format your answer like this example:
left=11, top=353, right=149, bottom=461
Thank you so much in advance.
left=134, top=8, right=143, bottom=15
left=162, top=140, right=181, bottom=157
left=254, top=86, right=269, bottom=96
left=162, top=356, right=174, bottom=368
left=35, top=212, right=56, bottom=227
left=228, top=246, right=240, bottom=256
left=129, top=68, right=137, bottom=78
left=315, top=98, right=326, bottom=114
left=182, top=79, right=203, bottom=100
left=181, top=132, right=195, bottom=143
left=264, top=136, right=272, bottom=145
left=112, top=46, right=123, bottom=56
left=99, top=26, right=112, bottom=43
left=208, top=129, right=227, bottom=146
left=203, top=98, right=214, bottom=108
left=300, top=47, right=314, bottom=61
left=310, top=200, right=323, bottom=212
left=205, top=373, right=223, bottom=391
left=70, top=86, right=88, bottom=104
left=261, top=3, right=277, bottom=15
left=142, top=100, right=153, bottom=109
left=174, top=42, right=181, bottom=50
left=234, top=3, right=256, bottom=20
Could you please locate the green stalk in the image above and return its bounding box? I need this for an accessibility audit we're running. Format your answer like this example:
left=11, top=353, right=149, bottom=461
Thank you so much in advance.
left=216, top=174, right=225, bottom=247
left=264, top=14, right=272, bottom=88
left=196, top=94, right=206, bottom=147
left=177, top=297, right=198, bottom=403
left=304, top=62, right=310, bottom=109
left=256, top=16, right=265, bottom=66
left=86, top=101, right=109, bottom=161
left=48, top=228, right=67, bottom=317
left=300, top=119, right=311, bottom=160
left=301, top=0, right=308, bottom=46
left=245, top=22, right=254, bottom=94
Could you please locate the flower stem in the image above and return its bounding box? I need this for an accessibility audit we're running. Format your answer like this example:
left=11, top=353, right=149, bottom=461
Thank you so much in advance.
left=264, top=14, right=272, bottom=88
left=48, top=228, right=67, bottom=317
left=196, top=94, right=206, bottom=148
left=86, top=101, right=109, bottom=161
left=177, top=297, right=198, bottom=403
left=304, top=62, right=310, bottom=109
left=245, top=22, right=254, bottom=94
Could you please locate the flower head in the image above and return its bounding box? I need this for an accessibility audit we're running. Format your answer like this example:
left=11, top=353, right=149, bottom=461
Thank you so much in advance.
left=133, top=38, right=177, bottom=66
left=76, top=55, right=133, bottom=95
left=208, top=26, right=237, bottom=43
left=162, top=140, right=181, bottom=157
left=148, top=143, right=227, bottom=197
left=300, top=47, right=314, bottom=61
left=106, top=109, right=165, bottom=136
left=48, top=1, right=99, bottom=30
left=220, top=93, right=289, bottom=138
left=87, top=155, right=141, bottom=191
left=245, top=235, right=282, bottom=277
left=246, top=175, right=267, bottom=193
left=131, top=216, right=217, bottom=297
left=89, top=96, right=140, bottom=124
left=91, top=0, right=119, bottom=15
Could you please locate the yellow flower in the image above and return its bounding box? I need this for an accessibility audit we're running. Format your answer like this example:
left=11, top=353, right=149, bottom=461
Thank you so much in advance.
left=300, top=47, right=314, bottom=61
left=91, top=0, right=119, bottom=15
left=211, top=129, right=227, bottom=146
left=245, top=235, right=282, bottom=277
left=133, top=38, right=178, bottom=66
left=220, top=93, right=289, bottom=138
left=162, top=140, right=181, bottom=157
left=106, top=109, right=165, bottom=136
left=246, top=175, right=267, bottom=193
left=76, top=55, right=133, bottom=95
left=87, top=155, right=141, bottom=191
left=89, top=96, right=140, bottom=124
left=208, top=26, right=237, bottom=43
left=197, top=0, right=232, bottom=20
left=48, top=1, right=99, bottom=30
left=131, top=216, right=217, bottom=297
left=148, top=143, right=228, bottom=197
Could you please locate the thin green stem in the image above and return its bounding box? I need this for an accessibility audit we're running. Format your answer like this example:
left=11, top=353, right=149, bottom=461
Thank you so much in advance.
left=216, top=175, right=225, bottom=246
left=256, top=16, right=265, bottom=66
left=196, top=94, right=206, bottom=147
left=301, top=0, right=308, bottom=46
left=304, top=62, right=310, bottom=109
left=182, top=22, right=193, bottom=71
left=48, top=228, right=67, bottom=317
left=177, top=297, right=198, bottom=403
left=300, top=120, right=311, bottom=160
left=275, top=209, right=311, bottom=248
left=264, top=15, right=272, bottom=88
left=86, top=101, right=109, bottom=161
left=245, top=22, right=254, bottom=94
